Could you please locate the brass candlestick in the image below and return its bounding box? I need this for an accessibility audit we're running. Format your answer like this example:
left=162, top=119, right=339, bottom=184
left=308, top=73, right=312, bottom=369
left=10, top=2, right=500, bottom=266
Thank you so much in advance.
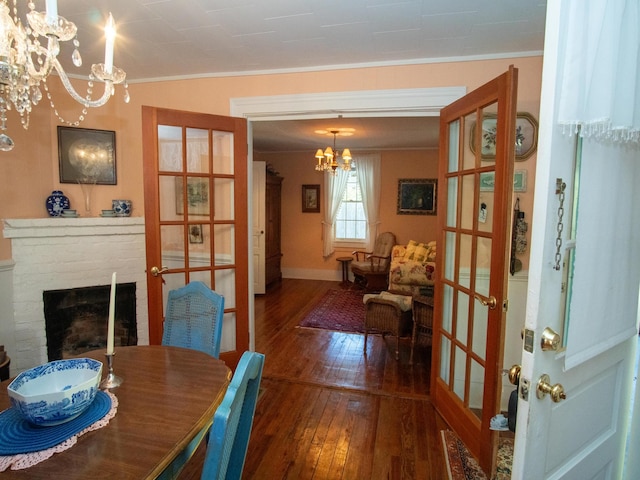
left=100, top=352, right=123, bottom=389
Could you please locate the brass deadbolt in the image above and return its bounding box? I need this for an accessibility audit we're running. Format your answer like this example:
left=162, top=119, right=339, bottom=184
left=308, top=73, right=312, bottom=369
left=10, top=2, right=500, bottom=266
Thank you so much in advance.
left=536, top=374, right=567, bottom=403
left=541, top=327, right=561, bottom=351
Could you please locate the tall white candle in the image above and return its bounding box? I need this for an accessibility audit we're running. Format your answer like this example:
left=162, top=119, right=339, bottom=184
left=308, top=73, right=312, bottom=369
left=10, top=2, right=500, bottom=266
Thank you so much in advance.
left=104, top=13, right=115, bottom=74
left=46, top=0, right=58, bottom=25
left=107, top=272, right=116, bottom=355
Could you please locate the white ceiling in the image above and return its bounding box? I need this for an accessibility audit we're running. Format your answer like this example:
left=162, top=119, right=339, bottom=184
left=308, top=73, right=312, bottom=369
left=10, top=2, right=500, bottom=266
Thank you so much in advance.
left=40, top=0, right=548, bottom=151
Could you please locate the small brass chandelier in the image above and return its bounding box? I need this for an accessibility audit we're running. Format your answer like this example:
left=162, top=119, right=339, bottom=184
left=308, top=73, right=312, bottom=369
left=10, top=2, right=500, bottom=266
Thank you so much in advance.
left=315, top=129, right=352, bottom=175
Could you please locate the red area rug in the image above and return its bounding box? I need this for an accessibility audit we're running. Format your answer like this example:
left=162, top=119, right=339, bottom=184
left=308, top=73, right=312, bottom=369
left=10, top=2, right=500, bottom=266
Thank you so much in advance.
left=298, top=289, right=365, bottom=333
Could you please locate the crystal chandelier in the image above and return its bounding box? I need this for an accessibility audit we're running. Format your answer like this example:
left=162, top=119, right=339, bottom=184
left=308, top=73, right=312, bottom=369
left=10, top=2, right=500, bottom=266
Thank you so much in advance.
left=314, top=129, right=353, bottom=175
left=0, top=0, right=129, bottom=151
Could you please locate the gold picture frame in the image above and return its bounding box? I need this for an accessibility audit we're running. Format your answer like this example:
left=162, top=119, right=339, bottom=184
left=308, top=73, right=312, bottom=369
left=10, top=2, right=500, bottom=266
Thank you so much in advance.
left=470, top=112, right=538, bottom=161
left=302, top=184, right=320, bottom=213
left=397, top=178, right=437, bottom=215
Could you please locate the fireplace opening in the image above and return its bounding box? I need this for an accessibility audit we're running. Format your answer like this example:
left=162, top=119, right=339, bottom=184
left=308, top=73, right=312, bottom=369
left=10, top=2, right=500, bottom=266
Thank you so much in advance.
left=43, top=283, right=138, bottom=361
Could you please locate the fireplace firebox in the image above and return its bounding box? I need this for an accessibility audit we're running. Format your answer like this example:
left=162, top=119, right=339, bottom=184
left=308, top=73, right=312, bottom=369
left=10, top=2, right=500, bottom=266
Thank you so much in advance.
left=43, top=283, right=138, bottom=361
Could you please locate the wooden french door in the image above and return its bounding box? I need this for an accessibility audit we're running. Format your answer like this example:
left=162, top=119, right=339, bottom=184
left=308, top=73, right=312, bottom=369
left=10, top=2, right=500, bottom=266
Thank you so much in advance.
left=431, top=67, right=517, bottom=474
left=142, top=107, right=248, bottom=369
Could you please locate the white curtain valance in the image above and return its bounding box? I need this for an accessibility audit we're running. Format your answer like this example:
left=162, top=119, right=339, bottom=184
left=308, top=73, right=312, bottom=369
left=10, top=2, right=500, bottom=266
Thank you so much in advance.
left=557, top=0, right=640, bottom=144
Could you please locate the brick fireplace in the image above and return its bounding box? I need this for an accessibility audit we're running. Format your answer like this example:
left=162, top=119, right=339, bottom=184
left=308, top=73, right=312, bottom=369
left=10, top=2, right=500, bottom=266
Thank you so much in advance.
left=3, top=217, right=149, bottom=374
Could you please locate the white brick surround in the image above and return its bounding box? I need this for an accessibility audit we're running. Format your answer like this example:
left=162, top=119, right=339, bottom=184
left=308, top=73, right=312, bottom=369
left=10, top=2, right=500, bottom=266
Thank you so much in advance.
left=3, top=218, right=149, bottom=374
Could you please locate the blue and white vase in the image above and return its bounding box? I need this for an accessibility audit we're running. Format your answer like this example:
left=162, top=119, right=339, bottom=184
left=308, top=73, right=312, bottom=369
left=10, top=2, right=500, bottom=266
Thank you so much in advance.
left=46, top=190, right=70, bottom=217
left=112, top=199, right=132, bottom=217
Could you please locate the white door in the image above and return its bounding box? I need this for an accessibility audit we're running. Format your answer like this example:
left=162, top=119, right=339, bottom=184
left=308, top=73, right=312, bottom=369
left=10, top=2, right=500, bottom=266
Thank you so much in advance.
left=253, top=161, right=266, bottom=294
left=512, top=2, right=640, bottom=478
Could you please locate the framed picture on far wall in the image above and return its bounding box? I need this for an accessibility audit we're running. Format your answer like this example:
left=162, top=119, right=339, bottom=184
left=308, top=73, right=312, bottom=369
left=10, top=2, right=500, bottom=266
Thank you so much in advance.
left=397, top=178, right=437, bottom=215
left=302, top=184, right=320, bottom=213
left=57, top=126, right=117, bottom=184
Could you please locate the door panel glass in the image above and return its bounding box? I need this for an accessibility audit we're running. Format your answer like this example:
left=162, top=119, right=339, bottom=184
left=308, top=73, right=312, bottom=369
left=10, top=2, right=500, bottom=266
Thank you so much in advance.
left=188, top=224, right=210, bottom=266
left=478, top=186, right=494, bottom=233
left=444, top=231, right=456, bottom=282
left=190, top=270, right=211, bottom=288
left=161, top=225, right=185, bottom=269
left=464, top=112, right=478, bottom=170
left=158, top=125, right=182, bottom=172
left=442, top=284, right=454, bottom=333
left=475, top=237, right=492, bottom=297
left=448, top=120, right=460, bottom=173
left=220, top=312, right=236, bottom=353
left=458, top=234, right=472, bottom=289
left=480, top=103, right=499, bottom=167
left=456, top=292, right=470, bottom=346
left=184, top=176, right=211, bottom=221
left=470, top=359, right=484, bottom=419
left=460, top=174, right=475, bottom=230
left=215, top=269, right=236, bottom=308
left=473, top=307, right=488, bottom=360
left=161, top=272, right=184, bottom=314
left=214, top=178, right=235, bottom=220
left=159, top=175, right=181, bottom=221
left=214, top=225, right=235, bottom=266
left=453, top=346, right=467, bottom=401
left=440, top=336, right=451, bottom=384
left=186, top=128, right=210, bottom=174
left=212, top=131, right=234, bottom=174
left=447, top=177, right=458, bottom=228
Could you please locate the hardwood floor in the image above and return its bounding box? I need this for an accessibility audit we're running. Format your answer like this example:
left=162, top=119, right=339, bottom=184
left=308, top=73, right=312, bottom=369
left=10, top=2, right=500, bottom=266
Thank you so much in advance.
left=180, top=279, right=448, bottom=479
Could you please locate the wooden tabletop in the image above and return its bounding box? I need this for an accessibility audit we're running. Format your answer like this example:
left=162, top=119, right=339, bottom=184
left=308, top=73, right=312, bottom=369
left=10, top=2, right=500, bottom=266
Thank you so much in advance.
left=0, top=345, right=231, bottom=479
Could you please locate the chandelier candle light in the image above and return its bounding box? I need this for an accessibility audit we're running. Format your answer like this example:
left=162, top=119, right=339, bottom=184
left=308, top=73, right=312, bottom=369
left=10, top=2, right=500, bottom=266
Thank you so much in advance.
left=315, top=129, right=354, bottom=175
left=0, top=0, right=129, bottom=151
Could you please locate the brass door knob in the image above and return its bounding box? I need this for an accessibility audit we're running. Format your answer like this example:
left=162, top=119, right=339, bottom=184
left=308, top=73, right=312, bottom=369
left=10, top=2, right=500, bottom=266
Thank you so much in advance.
left=536, top=374, right=567, bottom=403
left=508, top=365, right=521, bottom=385
left=474, top=294, right=497, bottom=310
left=150, top=266, right=169, bottom=277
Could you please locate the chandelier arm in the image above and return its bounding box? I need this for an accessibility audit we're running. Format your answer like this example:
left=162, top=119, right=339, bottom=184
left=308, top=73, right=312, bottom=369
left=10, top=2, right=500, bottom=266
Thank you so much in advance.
left=24, top=43, right=55, bottom=82
left=51, top=58, right=112, bottom=108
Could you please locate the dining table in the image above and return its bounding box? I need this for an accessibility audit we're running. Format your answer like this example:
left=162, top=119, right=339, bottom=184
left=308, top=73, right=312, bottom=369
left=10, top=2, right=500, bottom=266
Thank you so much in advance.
left=0, top=345, right=231, bottom=479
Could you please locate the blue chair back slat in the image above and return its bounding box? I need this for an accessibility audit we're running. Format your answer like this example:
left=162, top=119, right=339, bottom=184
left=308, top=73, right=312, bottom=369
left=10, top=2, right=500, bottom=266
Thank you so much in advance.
left=201, top=351, right=265, bottom=480
left=162, top=281, right=224, bottom=359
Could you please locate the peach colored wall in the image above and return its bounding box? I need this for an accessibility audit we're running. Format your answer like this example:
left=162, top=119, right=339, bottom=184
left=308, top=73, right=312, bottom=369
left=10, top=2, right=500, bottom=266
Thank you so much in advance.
left=257, top=149, right=439, bottom=273
left=0, top=56, right=542, bottom=266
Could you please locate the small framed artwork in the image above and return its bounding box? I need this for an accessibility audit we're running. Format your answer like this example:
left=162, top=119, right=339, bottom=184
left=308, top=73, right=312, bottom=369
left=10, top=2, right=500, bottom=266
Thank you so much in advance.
left=302, top=184, right=320, bottom=213
left=189, top=224, right=204, bottom=244
left=514, top=170, right=527, bottom=192
left=57, top=126, right=116, bottom=184
left=470, top=112, right=538, bottom=161
left=175, top=177, right=210, bottom=216
left=479, top=172, right=495, bottom=192
left=397, top=178, right=437, bottom=215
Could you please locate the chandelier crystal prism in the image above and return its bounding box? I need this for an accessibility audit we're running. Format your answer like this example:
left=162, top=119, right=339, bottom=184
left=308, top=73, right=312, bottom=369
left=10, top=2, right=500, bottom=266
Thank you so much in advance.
left=315, top=130, right=352, bottom=175
left=0, top=0, right=129, bottom=151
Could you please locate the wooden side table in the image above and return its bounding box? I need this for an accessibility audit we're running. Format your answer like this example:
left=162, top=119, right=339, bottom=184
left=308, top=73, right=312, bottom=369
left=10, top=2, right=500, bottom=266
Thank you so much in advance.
left=336, top=256, right=353, bottom=285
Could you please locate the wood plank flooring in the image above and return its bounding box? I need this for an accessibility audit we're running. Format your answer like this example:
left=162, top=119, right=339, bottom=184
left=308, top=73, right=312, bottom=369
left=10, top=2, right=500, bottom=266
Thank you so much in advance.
left=179, top=279, right=448, bottom=479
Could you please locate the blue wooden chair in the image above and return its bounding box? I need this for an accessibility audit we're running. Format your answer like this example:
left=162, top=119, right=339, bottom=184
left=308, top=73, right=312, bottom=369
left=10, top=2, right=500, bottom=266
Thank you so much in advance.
left=162, top=281, right=224, bottom=359
left=201, top=350, right=265, bottom=480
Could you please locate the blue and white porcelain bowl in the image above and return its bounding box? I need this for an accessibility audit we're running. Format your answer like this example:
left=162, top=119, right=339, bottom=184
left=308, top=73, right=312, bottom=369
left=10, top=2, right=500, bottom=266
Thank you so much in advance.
left=7, top=358, right=103, bottom=426
left=112, top=199, right=132, bottom=217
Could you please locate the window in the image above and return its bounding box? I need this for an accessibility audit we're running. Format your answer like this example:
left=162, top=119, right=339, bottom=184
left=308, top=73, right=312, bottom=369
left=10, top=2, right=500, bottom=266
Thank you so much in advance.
left=334, top=170, right=366, bottom=240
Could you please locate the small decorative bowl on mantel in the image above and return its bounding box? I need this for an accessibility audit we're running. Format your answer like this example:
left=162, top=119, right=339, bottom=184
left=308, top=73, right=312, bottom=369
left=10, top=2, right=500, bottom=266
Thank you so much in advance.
left=7, top=358, right=102, bottom=426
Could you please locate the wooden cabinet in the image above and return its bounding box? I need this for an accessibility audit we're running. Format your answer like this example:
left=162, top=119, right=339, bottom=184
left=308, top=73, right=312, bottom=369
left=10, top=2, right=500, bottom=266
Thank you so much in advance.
left=265, top=174, right=283, bottom=286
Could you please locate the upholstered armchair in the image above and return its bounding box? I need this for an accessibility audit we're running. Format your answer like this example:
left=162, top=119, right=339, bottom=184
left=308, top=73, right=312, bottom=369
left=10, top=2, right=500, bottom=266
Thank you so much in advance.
left=388, top=240, right=436, bottom=296
left=351, top=232, right=396, bottom=292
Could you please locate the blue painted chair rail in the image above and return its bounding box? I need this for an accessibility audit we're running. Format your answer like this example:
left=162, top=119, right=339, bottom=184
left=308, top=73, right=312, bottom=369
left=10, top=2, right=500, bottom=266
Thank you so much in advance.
left=161, top=281, right=224, bottom=359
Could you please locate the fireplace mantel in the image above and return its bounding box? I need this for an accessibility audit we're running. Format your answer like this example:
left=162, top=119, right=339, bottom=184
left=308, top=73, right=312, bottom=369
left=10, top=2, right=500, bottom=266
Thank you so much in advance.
left=3, top=217, right=149, bottom=374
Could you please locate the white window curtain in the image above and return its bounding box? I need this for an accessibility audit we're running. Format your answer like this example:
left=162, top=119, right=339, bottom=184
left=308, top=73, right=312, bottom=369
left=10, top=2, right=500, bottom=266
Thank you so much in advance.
left=557, top=0, right=640, bottom=144
left=321, top=169, right=349, bottom=257
left=354, top=153, right=381, bottom=252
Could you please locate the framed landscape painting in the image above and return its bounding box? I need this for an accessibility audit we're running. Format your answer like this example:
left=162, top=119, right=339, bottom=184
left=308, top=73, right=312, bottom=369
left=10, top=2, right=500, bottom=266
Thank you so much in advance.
left=58, top=127, right=117, bottom=184
left=397, top=179, right=437, bottom=215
